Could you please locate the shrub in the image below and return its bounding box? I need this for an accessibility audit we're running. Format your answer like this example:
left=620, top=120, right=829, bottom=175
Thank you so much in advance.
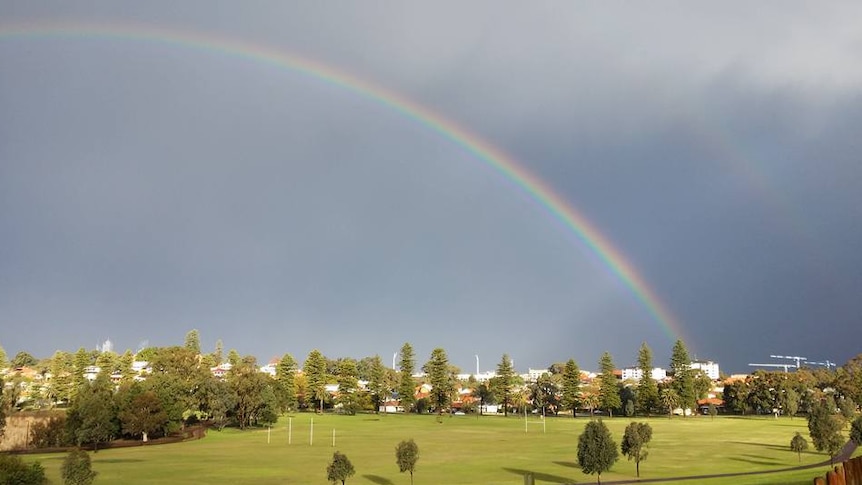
left=0, top=454, right=47, bottom=485
left=30, top=415, right=73, bottom=448
left=61, top=449, right=97, bottom=485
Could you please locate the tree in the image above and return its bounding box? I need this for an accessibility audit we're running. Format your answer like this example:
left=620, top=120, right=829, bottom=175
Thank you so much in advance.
left=72, top=348, right=92, bottom=400
left=0, top=376, right=5, bottom=438
left=621, top=421, right=653, bottom=477
left=580, top=391, right=599, bottom=418
left=117, top=388, right=168, bottom=442
left=790, top=432, right=808, bottom=463
left=305, top=349, right=328, bottom=413
left=807, top=397, right=844, bottom=465
left=560, top=359, right=582, bottom=418
left=425, top=348, right=453, bottom=418
left=213, top=339, right=224, bottom=365
left=118, top=350, right=136, bottom=383
left=12, top=351, right=38, bottom=368
left=850, top=416, right=862, bottom=446
left=184, top=329, right=201, bottom=355
left=395, top=439, right=419, bottom=485
left=496, top=354, right=515, bottom=417
left=670, top=340, right=695, bottom=417
left=624, top=400, right=635, bottom=417
left=398, top=343, right=416, bottom=413
left=598, top=352, right=621, bottom=417
left=708, top=403, right=718, bottom=420
left=199, top=378, right=235, bottom=431
left=145, top=346, right=212, bottom=431
left=0, top=341, right=8, bottom=369
left=530, top=373, right=560, bottom=416
left=0, top=454, right=47, bottom=485
left=47, top=351, right=74, bottom=405
left=475, top=382, right=495, bottom=416
left=722, top=380, right=750, bottom=415
left=784, top=388, right=799, bottom=419
left=659, top=387, right=680, bottom=418
left=228, top=361, right=275, bottom=428
left=326, top=451, right=355, bottom=484
left=61, top=449, right=97, bottom=485
left=227, top=349, right=241, bottom=367
left=367, top=355, right=386, bottom=413
left=336, top=358, right=360, bottom=415
left=276, top=353, right=298, bottom=413
left=577, top=419, right=619, bottom=484
left=636, top=342, right=659, bottom=417
left=66, top=374, right=118, bottom=452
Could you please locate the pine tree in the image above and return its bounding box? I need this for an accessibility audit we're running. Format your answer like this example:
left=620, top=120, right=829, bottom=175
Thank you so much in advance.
left=496, top=354, right=515, bottom=417
left=367, top=355, right=386, bottom=413
left=276, top=353, right=298, bottom=412
left=670, top=340, right=695, bottom=417
left=561, top=359, right=582, bottom=418
left=184, top=329, right=201, bottom=354
left=49, top=350, right=74, bottom=404
left=119, top=349, right=136, bottom=383
left=227, top=349, right=241, bottom=367
left=0, top=341, right=8, bottom=369
left=72, top=347, right=91, bottom=400
left=213, top=339, right=224, bottom=365
left=598, top=352, right=621, bottom=417
left=426, top=348, right=452, bottom=418
left=305, top=349, right=327, bottom=413
left=336, top=359, right=359, bottom=414
left=398, top=343, right=416, bottom=413
left=636, top=342, right=659, bottom=416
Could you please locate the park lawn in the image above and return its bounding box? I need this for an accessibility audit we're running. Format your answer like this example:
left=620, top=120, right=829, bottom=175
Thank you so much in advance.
left=23, top=413, right=853, bottom=484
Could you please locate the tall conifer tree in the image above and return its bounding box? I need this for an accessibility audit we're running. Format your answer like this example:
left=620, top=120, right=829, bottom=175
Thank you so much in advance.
left=636, top=342, right=659, bottom=416
left=398, top=343, right=416, bottom=413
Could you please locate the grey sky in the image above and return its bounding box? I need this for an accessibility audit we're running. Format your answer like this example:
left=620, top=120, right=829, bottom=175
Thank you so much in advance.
left=1, top=2, right=861, bottom=374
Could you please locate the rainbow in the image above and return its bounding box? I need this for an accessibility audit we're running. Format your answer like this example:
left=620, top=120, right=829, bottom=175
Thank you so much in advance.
left=0, top=20, right=687, bottom=345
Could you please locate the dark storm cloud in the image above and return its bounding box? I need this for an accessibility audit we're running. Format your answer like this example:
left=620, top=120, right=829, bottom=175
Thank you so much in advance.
left=2, top=2, right=861, bottom=373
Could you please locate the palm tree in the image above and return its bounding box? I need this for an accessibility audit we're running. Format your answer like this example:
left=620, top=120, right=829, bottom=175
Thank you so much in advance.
left=582, top=393, right=600, bottom=419
left=660, top=388, right=680, bottom=418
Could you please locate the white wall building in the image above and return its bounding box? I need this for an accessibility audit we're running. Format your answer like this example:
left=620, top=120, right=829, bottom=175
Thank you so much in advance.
left=523, top=368, right=548, bottom=382
left=691, top=360, right=720, bottom=380
left=621, top=367, right=668, bottom=381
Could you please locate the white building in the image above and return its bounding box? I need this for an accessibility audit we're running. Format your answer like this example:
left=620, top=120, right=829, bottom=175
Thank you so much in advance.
left=621, top=367, right=667, bottom=381
left=523, top=368, right=548, bottom=382
left=691, top=360, right=720, bottom=380
left=259, top=363, right=277, bottom=377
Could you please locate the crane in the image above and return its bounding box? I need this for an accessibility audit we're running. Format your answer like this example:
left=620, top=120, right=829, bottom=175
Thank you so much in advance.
left=749, top=363, right=794, bottom=372
left=808, top=360, right=836, bottom=370
left=769, top=355, right=807, bottom=369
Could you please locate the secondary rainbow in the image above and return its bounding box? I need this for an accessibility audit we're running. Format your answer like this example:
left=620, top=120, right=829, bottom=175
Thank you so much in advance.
left=0, top=20, right=687, bottom=344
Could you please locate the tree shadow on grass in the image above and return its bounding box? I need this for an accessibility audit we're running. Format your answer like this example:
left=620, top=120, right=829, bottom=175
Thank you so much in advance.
left=552, top=461, right=579, bottom=469
left=728, top=441, right=791, bottom=452
left=728, top=455, right=784, bottom=467
left=362, top=474, right=394, bottom=485
left=503, top=467, right=571, bottom=483
left=93, top=459, right=145, bottom=464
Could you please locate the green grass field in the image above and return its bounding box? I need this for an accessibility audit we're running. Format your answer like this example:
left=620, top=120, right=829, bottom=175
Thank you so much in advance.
left=22, top=414, right=858, bottom=484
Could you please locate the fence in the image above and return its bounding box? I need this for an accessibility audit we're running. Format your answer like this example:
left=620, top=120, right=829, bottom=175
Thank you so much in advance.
left=813, top=455, right=862, bottom=485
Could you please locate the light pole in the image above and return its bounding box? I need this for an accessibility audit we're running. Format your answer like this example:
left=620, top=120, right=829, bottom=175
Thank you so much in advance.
left=476, top=355, right=479, bottom=376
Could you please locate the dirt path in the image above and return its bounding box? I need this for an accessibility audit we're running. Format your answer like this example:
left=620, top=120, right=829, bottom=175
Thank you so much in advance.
left=599, top=440, right=857, bottom=484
